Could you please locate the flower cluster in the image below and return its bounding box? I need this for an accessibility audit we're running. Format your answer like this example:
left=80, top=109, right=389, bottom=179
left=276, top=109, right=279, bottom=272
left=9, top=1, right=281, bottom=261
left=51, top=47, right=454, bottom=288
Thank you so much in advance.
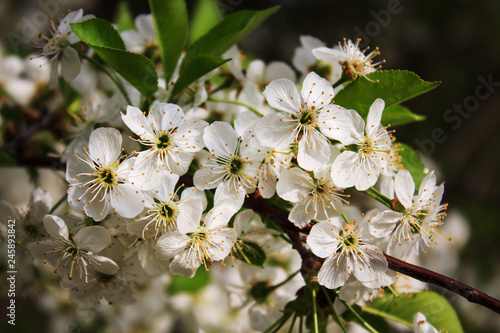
left=0, top=6, right=461, bottom=333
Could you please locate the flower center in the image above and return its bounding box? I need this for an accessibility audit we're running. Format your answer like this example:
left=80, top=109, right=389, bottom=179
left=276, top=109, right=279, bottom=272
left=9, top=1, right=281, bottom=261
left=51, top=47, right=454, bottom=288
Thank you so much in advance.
left=157, top=133, right=171, bottom=150
left=97, top=167, right=117, bottom=186
left=299, top=110, right=316, bottom=125
left=159, top=202, right=177, bottom=221
left=227, top=157, right=244, bottom=176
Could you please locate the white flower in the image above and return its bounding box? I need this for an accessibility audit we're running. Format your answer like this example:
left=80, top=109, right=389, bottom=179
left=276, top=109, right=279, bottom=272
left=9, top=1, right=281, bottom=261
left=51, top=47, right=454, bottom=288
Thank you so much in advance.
left=369, top=170, right=447, bottom=259
left=313, top=38, right=382, bottom=80
left=292, top=35, right=342, bottom=85
left=122, top=103, right=207, bottom=189
left=234, top=110, right=293, bottom=199
left=276, top=147, right=347, bottom=228
left=193, top=121, right=265, bottom=208
left=338, top=271, right=395, bottom=305
left=121, top=14, right=156, bottom=53
left=226, top=209, right=280, bottom=267
left=379, top=144, right=403, bottom=199
left=0, top=49, right=36, bottom=105
left=66, top=127, right=145, bottom=221
left=155, top=199, right=237, bottom=277
left=257, top=71, right=352, bottom=171
left=28, top=215, right=119, bottom=284
left=331, top=98, right=392, bottom=190
left=238, top=59, right=296, bottom=115
left=15, top=188, right=52, bottom=245
left=65, top=240, right=146, bottom=307
left=307, top=213, right=388, bottom=289
left=127, top=171, right=206, bottom=239
left=413, top=312, right=439, bottom=333
left=33, top=9, right=94, bottom=88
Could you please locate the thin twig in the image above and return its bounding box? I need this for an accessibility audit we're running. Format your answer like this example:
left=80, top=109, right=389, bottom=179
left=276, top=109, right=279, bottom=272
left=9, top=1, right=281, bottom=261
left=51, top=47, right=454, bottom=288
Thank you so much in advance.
left=385, top=254, right=500, bottom=314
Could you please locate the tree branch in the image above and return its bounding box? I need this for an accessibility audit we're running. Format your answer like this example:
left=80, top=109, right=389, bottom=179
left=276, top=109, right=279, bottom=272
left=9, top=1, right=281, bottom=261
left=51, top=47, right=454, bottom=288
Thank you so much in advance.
left=385, top=254, right=500, bottom=314
left=244, top=192, right=500, bottom=315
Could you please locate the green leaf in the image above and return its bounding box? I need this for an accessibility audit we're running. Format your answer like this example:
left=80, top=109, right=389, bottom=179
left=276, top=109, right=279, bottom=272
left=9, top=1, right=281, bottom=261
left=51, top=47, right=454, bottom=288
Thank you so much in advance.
left=167, top=268, right=211, bottom=295
left=171, top=56, right=230, bottom=99
left=114, top=2, right=135, bottom=32
left=149, top=0, right=188, bottom=82
left=382, top=104, right=425, bottom=127
left=334, top=70, right=440, bottom=123
left=397, top=143, right=426, bottom=187
left=181, top=6, right=279, bottom=71
left=362, top=292, right=463, bottom=333
left=70, top=18, right=125, bottom=50
left=189, top=0, right=222, bottom=45
left=233, top=241, right=267, bottom=268
left=0, top=151, right=15, bottom=166
left=71, top=19, right=158, bottom=96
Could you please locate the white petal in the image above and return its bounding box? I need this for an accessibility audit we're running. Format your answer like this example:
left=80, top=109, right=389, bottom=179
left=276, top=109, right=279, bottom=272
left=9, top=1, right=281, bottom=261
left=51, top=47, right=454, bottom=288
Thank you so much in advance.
left=152, top=172, right=179, bottom=201
left=121, top=30, right=146, bottom=53
left=353, top=247, right=388, bottom=283
left=193, top=161, right=225, bottom=190
left=61, top=46, right=80, bottom=81
left=213, top=180, right=245, bottom=209
left=29, top=188, right=52, bottom=221
left=204, top=121, right=238, bottom=157
left=395, top=170, right=415, bottom=209
left=135, top=14, right=155, bottom=41
left=109, top=183, right=145, bottom=218
left=180, top=186, right=207, bottom=211
left=28, top=241, right=61, bottom=266
left=288, top=199, right=312, bottom=228
left=206, top=228, right=235, bottom=261
left=301, top=35, right=324, bottom=51
left=413, top=312, right=439, bottom=333
left=233, top=209, right=254, bottom=235
left=265, top=61, right=296, bottom=82
left=66, top=154, right=95, bottom=185
left=156, top=232, right=190, bottom=260
left=43, top=214, right=69, bottom=240
left=292, top=46, right=315, bottom=73
left=312, top=47, right=347, bottom=63
left=255, top=112, right=297, bottom=149
left=91, top=255, right=120, bottom=275
left=234, top=111, right=260, bottom=139
left=318, top=255, right=349, bottom=289
left=82, top=189, right=109, bottom=221
left=176, top=199, right=204, bottom=234
left=121, top=106, right=155, bottom=140
left=307, top=222, right=339, bottom=258
left=89, top=127, right=122, bottom=166
left=174, top=118, right=207, bottom=152
left=205, top=201, right=239, bottom=230
left=369, top=211, right=402, bottom=238
left=317, top=104, right=355, bottom=144
left=151, top=103, right=185, bottom=131
left=297, top=129, right=330, bottom=171
left=300, top=72, right=334, bottom=110
left=418, top=171, right=437, bottom=204
left=366, top=98, right=385, bottom=132
left=276, top=167, right=314, bottom=202
left=262, top=78, right=302, bottom=115
left=246, top=59, right=265, bottom=83
left=170, top=250, right=199, bottom=278
left=349, top=109, right=365, bottom=138
left=330, top=151, right=358, bottom=188
left=138, top=239, right=168, bottom=275
left=73, top=226, right=110, bottom=252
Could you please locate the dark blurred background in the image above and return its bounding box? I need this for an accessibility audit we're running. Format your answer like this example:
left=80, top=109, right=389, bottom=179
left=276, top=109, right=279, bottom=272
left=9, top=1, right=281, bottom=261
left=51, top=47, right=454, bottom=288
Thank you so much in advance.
left=2, top=0, right=500, bottom=331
